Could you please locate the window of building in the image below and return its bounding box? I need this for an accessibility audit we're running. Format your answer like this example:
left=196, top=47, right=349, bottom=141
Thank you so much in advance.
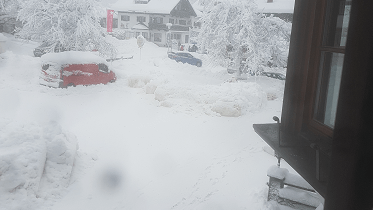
left=171, top=34, right=181, bottom=40
left=254, top=0, right=352, bottom=197
left=304, top=0, right=351, bottom=136
left=185, top=35, right=189, bottom=43
left=169, top=18, right=174, bottom=24
left=179, top=20, right=186, bottom=25
left=113, top=18, right=118, bottom=28
left=142, top=32, right=148, bottom=40
left=154, top=33, right=162, bottom=42
left=121, top=15, right=130, bottom=21
left=151, top=17, right=163, bottom=24
left=137, top=16, right=146, bottom=23
left=136, top=32, right=140, bottom=37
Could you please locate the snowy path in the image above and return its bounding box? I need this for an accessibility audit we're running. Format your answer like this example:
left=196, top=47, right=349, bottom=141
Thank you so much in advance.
left=0, top=35, right=287, bottom=210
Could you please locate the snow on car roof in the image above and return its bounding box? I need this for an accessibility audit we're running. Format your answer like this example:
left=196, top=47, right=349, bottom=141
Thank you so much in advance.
left=41, top=51, right=108, bottom=65
left=110, top=0, right=181, bottom=14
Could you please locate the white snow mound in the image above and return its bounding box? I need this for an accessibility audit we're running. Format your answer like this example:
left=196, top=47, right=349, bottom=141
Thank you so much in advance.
left=0, top=121, right=78, bottom=209
left=41, top=51, right=108, bottom=66
left=151, top=81, right=267, bottom=117
left=0, top=33, right=7, bottom=41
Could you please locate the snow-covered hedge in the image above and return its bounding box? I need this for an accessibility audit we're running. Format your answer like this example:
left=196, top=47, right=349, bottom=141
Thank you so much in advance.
left=0, top=121, right=78, bottom=208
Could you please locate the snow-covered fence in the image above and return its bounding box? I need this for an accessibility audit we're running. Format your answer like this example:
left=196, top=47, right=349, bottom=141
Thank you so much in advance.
left=267, top=165, right=323, bottom=210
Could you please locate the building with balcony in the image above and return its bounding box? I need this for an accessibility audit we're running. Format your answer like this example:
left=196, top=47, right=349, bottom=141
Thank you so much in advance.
left=109, top=0, right=199, bottom=46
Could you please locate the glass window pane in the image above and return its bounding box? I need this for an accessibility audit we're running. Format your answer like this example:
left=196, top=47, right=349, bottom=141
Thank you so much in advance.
left=323, top=0, right=351, bottom=47
left=314, top=52, right=344, bottom=128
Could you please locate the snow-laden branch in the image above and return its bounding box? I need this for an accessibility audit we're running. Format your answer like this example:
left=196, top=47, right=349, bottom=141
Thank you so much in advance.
left=16, top=0, right=117, bottom=58
left=198, top=0, right=291, bottom=72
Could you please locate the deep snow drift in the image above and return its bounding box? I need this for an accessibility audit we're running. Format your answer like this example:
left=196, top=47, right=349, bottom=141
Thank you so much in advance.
left=0, top=33, right=299, bottom=210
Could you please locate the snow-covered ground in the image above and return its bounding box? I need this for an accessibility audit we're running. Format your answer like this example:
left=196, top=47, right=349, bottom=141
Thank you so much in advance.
left=0, top=33, right=296, bottom=210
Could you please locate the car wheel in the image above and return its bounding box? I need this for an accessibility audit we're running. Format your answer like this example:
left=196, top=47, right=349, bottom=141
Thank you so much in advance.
left=196, top=62, right=202, bottom=67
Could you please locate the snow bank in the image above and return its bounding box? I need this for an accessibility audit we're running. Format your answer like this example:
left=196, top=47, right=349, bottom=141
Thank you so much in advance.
left=267, top=165, right=314, bottom=190
left=0, top=33, right=8, bottom=54
left=126, top=76, right=267, bottom=117
left=285, top=172, right=314, bottom=191
left=0, top=33, right=7, bottom=41
left=0, top=121, right=78, bottom=209
left=279, top=186, right=321, bottom=207
left=153, top=81, right=267, bottom=117
left=267, top=165, right=288, bottom=179
left=41, top=51, right=108, bottom=65
left=316, top=203, right=324, bottom=210
left=127, top=74, right=152, bottom=88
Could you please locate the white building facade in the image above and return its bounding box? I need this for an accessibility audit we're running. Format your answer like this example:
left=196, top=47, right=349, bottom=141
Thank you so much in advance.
left=110, top=0, right=200, bottom=47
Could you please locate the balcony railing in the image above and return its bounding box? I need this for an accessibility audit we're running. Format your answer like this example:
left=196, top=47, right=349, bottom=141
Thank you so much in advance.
left=148, top=22, right=190, bottom=31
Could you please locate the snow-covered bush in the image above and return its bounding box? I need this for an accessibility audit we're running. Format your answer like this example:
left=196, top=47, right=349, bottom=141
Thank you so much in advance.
left=198, top=0, right=291, bottom=74
left=109, top=29, right=127, bottom=40
left=16, top=0, right=117, bottom=58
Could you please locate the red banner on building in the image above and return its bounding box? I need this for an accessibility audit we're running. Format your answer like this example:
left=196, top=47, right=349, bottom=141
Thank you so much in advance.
left=107, top=10, right=114, bottom=32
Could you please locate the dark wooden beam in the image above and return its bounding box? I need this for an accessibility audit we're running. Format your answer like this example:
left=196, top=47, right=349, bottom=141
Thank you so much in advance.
left=324, top=1, right=373, bottom=209
left=281, top=0, right=318, bottom=135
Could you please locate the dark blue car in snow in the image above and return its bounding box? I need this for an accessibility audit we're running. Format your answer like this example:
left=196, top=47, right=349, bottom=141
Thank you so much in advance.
left=168, top=52, right=202, bottom=67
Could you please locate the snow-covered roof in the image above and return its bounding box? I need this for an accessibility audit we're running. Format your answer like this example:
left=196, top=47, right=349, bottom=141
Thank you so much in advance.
left=110, top=0, right=181, bottom=14
left=256, top=0, right=295, bottom=13
left=0, top=33, right=8, bottom=42
left=192, top=0, right=295, bottom=14
left=41, top=51, right=108, bottom=65
left=191, top=3, right=203, bottom=17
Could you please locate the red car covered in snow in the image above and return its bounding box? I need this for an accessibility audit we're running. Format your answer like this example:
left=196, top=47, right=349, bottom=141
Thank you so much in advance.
left=40, top=51, right=116, bottom=88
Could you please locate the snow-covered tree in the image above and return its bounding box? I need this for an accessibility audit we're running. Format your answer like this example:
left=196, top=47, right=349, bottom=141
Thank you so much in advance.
left=16, top=0, right=117, bottom=58
left=198, top=0, right=291, bottom=74
left=195, top=0, right=212, bottom=7
left=0, top=0, right=21, bottom=25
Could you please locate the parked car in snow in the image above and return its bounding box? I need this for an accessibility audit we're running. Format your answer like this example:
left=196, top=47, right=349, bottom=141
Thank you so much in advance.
left=33, top=42, right=66, bottom=57
left=261, top=72, right=286, bottom=80
left=40, top=51, right=116, bottom=88
left=168, top=52, right=202, bottom=67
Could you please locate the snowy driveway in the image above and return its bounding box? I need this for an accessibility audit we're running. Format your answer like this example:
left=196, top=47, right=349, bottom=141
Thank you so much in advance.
left=0, top=35, right=286, bottom=210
